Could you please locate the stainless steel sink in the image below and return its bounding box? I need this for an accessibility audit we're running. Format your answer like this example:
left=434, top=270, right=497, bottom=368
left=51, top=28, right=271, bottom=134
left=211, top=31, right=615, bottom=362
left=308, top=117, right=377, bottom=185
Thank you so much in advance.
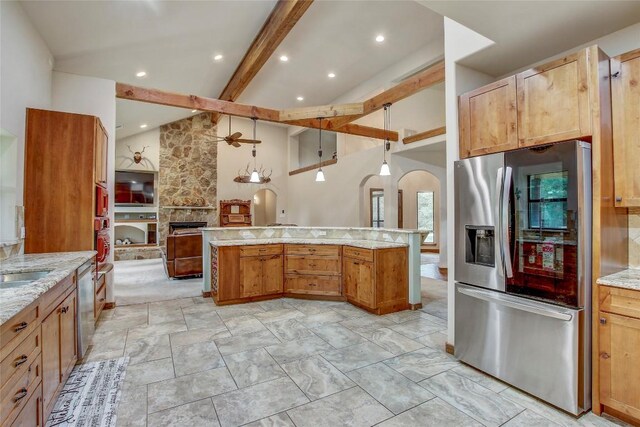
left=0, top=271, right=50, bottom=290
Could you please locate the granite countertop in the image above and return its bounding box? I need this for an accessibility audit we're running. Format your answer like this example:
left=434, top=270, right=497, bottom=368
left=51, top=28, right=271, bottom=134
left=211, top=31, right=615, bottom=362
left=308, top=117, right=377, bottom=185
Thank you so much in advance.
left=597, top=268, right=640, bottom=291
left=209, top=238, right=408, bottom=250
left=0, top=251, right=96, bottom=325
left=201, top=226, right=420, bottom=235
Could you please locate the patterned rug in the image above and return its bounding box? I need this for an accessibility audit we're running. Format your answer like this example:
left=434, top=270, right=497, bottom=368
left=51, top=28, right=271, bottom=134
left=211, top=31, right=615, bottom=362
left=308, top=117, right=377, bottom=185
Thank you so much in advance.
left=46, top=357, right=129, bottom=427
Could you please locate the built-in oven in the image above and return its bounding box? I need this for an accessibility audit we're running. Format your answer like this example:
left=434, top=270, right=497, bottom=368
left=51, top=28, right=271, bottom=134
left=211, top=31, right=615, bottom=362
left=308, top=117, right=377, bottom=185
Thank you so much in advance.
left=96, top=185, right=109, bottom=217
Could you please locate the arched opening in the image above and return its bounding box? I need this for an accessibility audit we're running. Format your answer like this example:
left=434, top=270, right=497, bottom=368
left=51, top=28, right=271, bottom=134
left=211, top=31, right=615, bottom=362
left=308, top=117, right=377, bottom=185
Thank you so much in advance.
left=397, top=170, right=441, bottom=244
left=253, top=188, right=277, bottom=226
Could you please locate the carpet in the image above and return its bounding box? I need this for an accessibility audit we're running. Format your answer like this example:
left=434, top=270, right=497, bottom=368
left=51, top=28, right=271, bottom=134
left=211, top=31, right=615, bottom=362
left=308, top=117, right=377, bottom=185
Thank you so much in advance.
left=114, top=258, right=203, bottom=306
left=46, top=358, right=128, bottom=427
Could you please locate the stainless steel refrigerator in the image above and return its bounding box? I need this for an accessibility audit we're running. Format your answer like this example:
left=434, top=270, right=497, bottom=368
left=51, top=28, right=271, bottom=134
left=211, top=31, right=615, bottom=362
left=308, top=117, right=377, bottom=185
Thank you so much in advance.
left=454, top=140, right=591, bottom=415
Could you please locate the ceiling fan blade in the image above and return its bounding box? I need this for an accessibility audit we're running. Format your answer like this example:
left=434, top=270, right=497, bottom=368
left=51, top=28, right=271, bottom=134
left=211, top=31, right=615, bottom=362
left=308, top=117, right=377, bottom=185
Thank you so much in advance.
left=232, top=141, right=241, bottom=148
left=235, top=139, right=262, bottom=144
left=229, top=132, right=242, bottom=140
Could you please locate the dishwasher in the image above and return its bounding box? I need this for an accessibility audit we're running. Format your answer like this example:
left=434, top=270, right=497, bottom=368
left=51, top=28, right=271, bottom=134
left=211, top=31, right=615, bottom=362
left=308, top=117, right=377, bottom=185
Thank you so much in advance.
left=77, top=260, right=95, bottom=358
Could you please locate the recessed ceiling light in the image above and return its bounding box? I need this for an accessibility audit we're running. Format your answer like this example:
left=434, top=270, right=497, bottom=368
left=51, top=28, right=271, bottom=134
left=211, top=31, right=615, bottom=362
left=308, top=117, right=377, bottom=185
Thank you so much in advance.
left=191, top=109, right=197, bottom=113
left=296, top=96, right=304, bottom=101
left=140, top=124, right=148, bottom=129
left=136, top=71, right=147, bottom=78
left=328, top=72, right=336, bottom=78
left=375, top=35, right=385, bottom=43
left=213, top=54, right=223, bottom=61
left=280, top=55, right=289, bottom=62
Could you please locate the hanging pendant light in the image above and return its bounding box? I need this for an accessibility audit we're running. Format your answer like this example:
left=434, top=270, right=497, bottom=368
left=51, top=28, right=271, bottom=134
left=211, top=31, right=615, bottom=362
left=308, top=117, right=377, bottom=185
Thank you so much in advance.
left=379, top=103, right=392, bottom=176
left=249, top=117, right=261, bottom=183
left=315, top=117, right=325, bottom=182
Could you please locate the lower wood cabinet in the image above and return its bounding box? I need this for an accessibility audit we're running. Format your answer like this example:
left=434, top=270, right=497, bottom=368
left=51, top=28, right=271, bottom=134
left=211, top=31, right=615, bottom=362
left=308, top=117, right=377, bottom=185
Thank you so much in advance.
left=239, top=254, right=284, bottom=297
left=8, top=383, right=42, bottom=427
left=598, top=285, right=640, bottom=423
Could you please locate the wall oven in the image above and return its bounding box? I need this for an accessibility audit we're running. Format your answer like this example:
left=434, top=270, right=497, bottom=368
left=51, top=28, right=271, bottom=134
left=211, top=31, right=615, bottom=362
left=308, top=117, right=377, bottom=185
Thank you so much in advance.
left=454, top=140, right=591, bottom=415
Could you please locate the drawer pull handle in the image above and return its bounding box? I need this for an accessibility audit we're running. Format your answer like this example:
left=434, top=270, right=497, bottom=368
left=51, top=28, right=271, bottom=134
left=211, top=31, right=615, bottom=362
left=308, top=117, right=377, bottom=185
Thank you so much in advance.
left=61, top=306, right=70, bottom=314
left=309, top=263, right=316, bottom=267
left=600, top=317, right=607, bottom=325
left=14, top=355, right=28, bottom=367
left=353, top=262, right=360, bottom=265
left=13, top=388, right=28, bottom=403
left=14, top=322, right=28, bottom=332
left=309, top=283, right=317, bottom=287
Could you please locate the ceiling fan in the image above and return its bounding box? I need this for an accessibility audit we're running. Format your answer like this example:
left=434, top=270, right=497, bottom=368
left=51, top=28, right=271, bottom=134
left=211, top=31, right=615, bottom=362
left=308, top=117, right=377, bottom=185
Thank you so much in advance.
left=212, top=116, right=261, bottom=148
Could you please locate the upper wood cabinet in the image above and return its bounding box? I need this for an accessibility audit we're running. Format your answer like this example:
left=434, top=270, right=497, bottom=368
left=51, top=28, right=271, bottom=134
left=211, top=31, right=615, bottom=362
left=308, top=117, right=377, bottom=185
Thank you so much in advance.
left=459, top=76, right=518, bottom=158
left=611, top=48, right=640, bottom=208
left=95, top=121, right=108, bottom=186
left=459, top=48, right=595, bottom=158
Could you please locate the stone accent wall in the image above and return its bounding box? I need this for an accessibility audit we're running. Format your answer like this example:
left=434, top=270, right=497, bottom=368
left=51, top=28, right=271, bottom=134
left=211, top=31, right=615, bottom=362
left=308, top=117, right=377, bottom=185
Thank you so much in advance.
left=158, top=113, right=218, bottom=244
left=630, top=209, right=640, bottom=268
left=114, top=246, right=162, bottom=261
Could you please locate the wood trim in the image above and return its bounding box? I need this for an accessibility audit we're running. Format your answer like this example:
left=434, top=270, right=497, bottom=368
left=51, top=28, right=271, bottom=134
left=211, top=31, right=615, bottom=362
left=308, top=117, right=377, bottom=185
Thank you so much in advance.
left=280, top=103, right=363, bottom=121
left=116, top=83, right=396, bottom=141
left=409, top=303, right=423, bottom=310
left=402, top=126, right=446, bottom=144
left=211, top=0, right=314, bottom=124
left=329, top=60, right=445, bottom=128
left=103, top=302, right=116, bottom=310
left=288, top=158, right=337, bottom=176
left=445, top=342, right=454, bottom=355
left=201, top=291, right=212, bottom=298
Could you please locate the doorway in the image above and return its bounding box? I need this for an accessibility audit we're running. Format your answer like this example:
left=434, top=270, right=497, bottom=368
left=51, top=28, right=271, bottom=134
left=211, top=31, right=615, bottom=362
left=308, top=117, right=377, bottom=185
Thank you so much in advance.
left=253, top=188, right=277, bottom=226
left=369, top=188, right=403, bottom=228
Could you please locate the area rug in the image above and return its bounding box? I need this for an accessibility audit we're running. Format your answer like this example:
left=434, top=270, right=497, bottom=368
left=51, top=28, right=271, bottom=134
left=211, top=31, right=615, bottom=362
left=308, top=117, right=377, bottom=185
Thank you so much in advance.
left=46, top=357, right=129, bottom=427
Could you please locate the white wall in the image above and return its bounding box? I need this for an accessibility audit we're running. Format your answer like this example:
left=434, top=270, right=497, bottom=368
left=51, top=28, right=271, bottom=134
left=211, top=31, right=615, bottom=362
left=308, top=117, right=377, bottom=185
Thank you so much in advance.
left=0, top=1, right=53, bottom=242
left=115, top=128, right=160, bottom=171
left=297, top=128, right=337, bottom=169
left=216, top=116, right=289, bottom=224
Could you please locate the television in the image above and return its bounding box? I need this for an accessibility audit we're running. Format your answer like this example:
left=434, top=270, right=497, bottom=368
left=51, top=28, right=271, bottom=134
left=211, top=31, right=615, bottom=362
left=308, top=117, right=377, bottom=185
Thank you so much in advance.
left=115, top=171, right=156, bottom=206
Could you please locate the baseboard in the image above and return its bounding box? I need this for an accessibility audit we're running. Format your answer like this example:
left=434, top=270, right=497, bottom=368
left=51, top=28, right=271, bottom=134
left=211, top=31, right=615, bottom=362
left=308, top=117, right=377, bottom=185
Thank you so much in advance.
left=445, top=342, right=454, bottom=355
left=410, top=303, right=423, bottom=310
left=438, top=266, right=448, bottom=272
left=104, top=302, right=116, bottom=310
left=201, top=291, right=212, bottom=298
left=602, top=406, right=640, bottom=426
left=420, top=248, right=439, bottom=253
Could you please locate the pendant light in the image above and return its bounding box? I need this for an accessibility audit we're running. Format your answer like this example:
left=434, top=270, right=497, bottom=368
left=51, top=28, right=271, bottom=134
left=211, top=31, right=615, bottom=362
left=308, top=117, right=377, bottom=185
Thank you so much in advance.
left=249, top=117, right=260, bottom=183
left=379, top=103, right=392, bottom=176
left=315, top=117, right=325, bottom=182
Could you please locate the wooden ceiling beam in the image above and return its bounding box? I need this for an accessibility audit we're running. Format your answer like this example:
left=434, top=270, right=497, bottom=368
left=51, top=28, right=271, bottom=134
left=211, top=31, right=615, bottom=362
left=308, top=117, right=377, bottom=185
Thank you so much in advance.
left=116, top=82, right=397, bottom=141
left=402, top=126, right=446, bottom=144
left=211, top=0, right=314, bottom=124
left=279, top=102, right=363, bottom=121
left=327, top=60, right=446, bottom=129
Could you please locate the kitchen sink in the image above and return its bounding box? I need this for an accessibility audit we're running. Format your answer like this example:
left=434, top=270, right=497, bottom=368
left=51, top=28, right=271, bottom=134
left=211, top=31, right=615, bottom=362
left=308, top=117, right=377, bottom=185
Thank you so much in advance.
left=0, top=271, right=50, bottom=290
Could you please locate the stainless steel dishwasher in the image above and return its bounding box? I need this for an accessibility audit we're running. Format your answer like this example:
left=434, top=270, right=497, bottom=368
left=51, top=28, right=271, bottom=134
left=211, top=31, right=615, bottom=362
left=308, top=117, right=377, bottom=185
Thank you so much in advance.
left=77, top=260, right=95, bottom=358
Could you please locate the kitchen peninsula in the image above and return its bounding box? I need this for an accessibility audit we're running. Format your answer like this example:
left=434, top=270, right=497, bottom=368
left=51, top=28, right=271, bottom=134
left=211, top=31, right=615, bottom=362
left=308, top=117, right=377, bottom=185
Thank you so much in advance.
left=202, top=227, right=425, bottom=313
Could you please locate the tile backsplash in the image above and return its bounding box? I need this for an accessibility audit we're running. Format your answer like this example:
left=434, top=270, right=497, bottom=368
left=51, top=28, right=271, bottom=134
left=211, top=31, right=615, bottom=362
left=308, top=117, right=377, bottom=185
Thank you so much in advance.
left=630, top=209, right=640, bottom=268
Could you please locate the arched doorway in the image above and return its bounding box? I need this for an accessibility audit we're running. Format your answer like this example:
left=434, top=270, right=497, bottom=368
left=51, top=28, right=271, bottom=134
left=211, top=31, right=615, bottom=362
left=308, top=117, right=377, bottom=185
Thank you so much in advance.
left=359, top=175, right=403, bottom=228
left=253, top=188, right=277, bottom=226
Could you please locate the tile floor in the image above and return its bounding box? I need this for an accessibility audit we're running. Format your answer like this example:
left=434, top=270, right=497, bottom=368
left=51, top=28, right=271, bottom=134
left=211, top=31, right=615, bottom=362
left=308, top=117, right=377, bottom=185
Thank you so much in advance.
left=84, top=295, right=628, bottom=427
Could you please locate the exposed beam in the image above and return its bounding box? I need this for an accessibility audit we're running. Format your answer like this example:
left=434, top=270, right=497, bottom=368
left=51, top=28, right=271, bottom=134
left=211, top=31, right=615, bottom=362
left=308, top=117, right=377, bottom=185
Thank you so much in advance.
left=116, top=82, right=397, bottom=141
left=211, top=0, right=314, bottom=124
left=289, top=158, right=337, bottom=176
left=403, top=126, right=446, bottom=144
left=328, top=60, right=446, bottom=128
left=279, top=103, right=363, bottom=121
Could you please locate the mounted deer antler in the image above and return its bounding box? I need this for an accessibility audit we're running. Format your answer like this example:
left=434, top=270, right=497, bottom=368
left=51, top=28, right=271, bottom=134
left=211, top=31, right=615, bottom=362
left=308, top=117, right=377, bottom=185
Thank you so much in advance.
left=128, top=145, right=149, bottom=164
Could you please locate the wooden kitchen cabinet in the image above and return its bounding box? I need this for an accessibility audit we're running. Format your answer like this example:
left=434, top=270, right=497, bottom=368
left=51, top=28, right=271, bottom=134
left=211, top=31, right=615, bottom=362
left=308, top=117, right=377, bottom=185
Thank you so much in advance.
left=611, top=48, right=640, bottom=208
left=598, top=285, right=640, bottom=423
left=343, top=246, right=409, bottom=315
left=95, top=121, right=108, bottom=186
left=240, top=256, right=263, bottom=297
left=285, top=245, right=342, bottom=298
left=263, top=255, right=284, bottom=295
left=459, top=76, right=518, bottom=158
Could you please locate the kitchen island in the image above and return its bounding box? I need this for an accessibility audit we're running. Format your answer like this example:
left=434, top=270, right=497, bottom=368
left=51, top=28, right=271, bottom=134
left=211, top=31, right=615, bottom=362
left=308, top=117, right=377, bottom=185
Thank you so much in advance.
left=201, top=227, right=424, bottom=312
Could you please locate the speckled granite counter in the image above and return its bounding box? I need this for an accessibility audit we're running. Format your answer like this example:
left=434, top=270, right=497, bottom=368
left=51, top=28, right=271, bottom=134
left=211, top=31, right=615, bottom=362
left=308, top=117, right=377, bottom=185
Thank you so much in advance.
left=597, top=269, right=640, bottom=291
left=209, top=238, right=407, bottom=250
left=0, top=251, right=96, bottom=325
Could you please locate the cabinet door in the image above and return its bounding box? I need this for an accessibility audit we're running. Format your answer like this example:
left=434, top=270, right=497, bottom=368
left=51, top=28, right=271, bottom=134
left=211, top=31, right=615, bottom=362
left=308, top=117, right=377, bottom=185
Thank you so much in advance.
left=612, top=48, right=640, bottom=207
left=95, top=122, right=108, bottom=185
left=60, top=291, right=77, bottom=379
left=263, top=255, right=283, bottom=295
left=517, top=50, right=591, bottom=147
left=599, top=312, right=640, bottom=420
left=357, top=262, right=375, bottom=309
left=343, top=258, right=358, bottom=301
left=459, top=76, right=518, bottom=158
left=240, top=256, right=263, bottom=297
left=41, top=311, right=60, bottom=414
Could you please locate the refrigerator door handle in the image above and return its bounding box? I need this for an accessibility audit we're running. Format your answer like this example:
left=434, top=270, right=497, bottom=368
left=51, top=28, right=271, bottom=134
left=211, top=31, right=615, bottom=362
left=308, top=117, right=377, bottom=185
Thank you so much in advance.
left=495, top=167, right=505, bottom=277
left=502, top=166, right=514, bottom=278
left=458, top=286, right=574, bottom=321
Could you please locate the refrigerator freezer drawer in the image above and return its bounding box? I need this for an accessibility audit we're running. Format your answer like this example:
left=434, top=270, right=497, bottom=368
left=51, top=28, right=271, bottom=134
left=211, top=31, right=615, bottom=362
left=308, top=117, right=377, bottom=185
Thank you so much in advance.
left=455, top=283, right=589, bottom=415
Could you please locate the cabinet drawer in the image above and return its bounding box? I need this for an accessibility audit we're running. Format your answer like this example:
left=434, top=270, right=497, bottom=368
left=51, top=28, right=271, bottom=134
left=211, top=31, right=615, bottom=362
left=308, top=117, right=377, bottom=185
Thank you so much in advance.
left=1, top=356, right=41, bottom=427
left=1, top=327, right=41, bottom=393
left=0, top=305, right=39, bottom=362
left=41, top=273, right=74, bottom=319
left=95, top=281, right=106, bottom=320
left=285, top=244, right=340, bottom=257
left=343, top=246, right=374, bottom=262
left=285, top=275, right=341, bottom=296
left=286, top=256, right=341, bottom=275
left=600, top=285, right=640, bottom=320
left=8, top=382, right=42, bottom=427
left=240, top=245, right=283, bottom=257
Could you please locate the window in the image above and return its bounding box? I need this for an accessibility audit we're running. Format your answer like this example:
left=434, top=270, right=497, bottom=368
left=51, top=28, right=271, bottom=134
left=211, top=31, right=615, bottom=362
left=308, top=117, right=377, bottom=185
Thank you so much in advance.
left=370, top=189, right=384, bottom=228
left=527, top=171, right=568, bottom=230
left=417, top=191, right=435, bottom=243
